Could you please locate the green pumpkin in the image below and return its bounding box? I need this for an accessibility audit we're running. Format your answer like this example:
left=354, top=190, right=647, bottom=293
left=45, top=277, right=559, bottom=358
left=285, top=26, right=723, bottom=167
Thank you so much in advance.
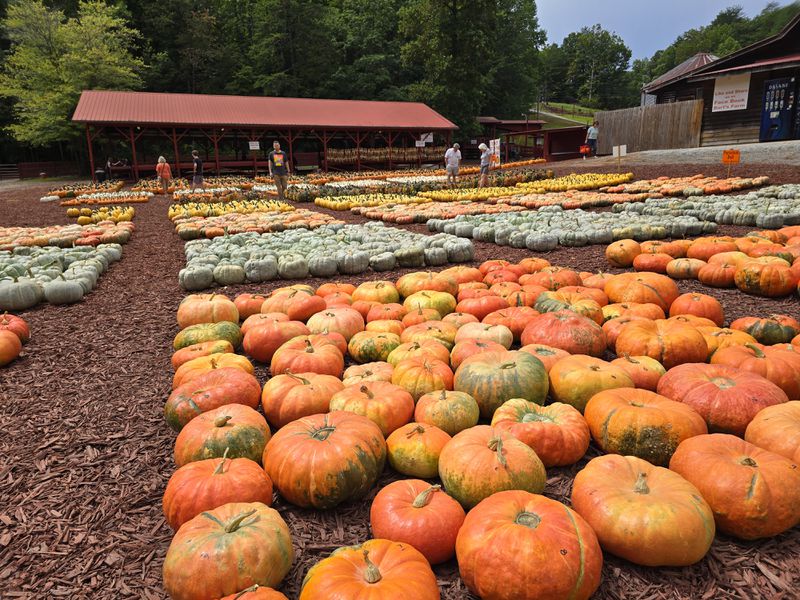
left=395, top=246, right=425, bottom=268
left=454, top=350, right=548, bottom=420
left=415, top=390, right=480, bottom=436
left=213, top=263, right=246, bottom=286
left=277, top=254, right=309, bottom=279
left=369, top=252, right=396, bottom=271
left=0, top=278, right=44, bottom=311
left=179, top=266, right=214, bottom=291
left=44, top=278, right=85, bottom=305
left=308, top=255, right=338, bottom=277
left=244, top=257, right=278, bottom=282
left=337, top=250, right=370, bottom=275
left=174, top=405, right=270, bottom=466
left=347, top=332, right=401, bottom=363
left=173, top=321, right=243, bottom=351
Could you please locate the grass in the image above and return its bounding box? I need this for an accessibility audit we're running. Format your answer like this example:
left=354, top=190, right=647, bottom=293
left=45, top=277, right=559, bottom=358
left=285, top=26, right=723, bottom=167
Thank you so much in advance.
left=539, top=102, right=595, bottom=126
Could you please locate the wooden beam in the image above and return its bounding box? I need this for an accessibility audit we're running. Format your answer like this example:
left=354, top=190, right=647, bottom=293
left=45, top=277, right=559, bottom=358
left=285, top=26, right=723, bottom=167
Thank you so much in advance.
left=86, top=124, right=96, bottom=182
left=172, top=128, right=181, bottom=177
left=129, top=127, right=139, bottom=180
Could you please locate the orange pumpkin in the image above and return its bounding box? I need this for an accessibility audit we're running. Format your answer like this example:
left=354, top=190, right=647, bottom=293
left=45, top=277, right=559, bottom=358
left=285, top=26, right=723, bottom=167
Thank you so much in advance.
left=456, top=294, right=509, bottom=321
left=745, top=401, right=800, bottom=463
left=602, top=315, right=649, bottom=352
left=240, top=313, right=289, bottom=334
left=219, top=585, right=287, bottom=600
left=482, top=306, right=539, bottom=341
left=401, top=307, right=441, bottom=327
left=730, top=315, right=800, bottom=345
left=329, top=382, right=414, bottom=436
left=400, top=320, right=458, bottom=350
left=306, top=306, right=365, bottom=341
left=242, top=320, right=310, bottom=363
left=698, top=261, right=737, bottom=287
left=386, top=423, right=451, bottom=478
left=342, top=361, right=394, bottom=386
left=450, top=339, right=507, bottom=370
left=534, top=291, right=604, bottom=324
left=441, top=265, right=484, bottom=283
left=172, top=353, right=254, bottom=389
left=666, top=258, right=706, bottom=279
left=0, top=329, right=22, bottom=366
left=387, top=339, right=451, bottom=366
left=396, top=271, right=458, bottom=297
left=491, top=399, right=589, bottom=466
left=711, top=343, right=800, bottom=399
left=177, top=294, right=239, bottom=329
left=633, top=252, right=672, bottom=273
left=270, top=336, right=345, bottom=378
left=261, top=372, right=344, bottom=429
left=233, top=293, right=270, bottom=319
left=668, top=292, right=724, bottom=326
left=610, top=354, right=666, bottom=391
left=518, top=343, right=569, bottom=373
left=734, top=259, right=797, bottom=297
left=605, top=239, right=641, bottom=267
left=352, top=280, right=400, bottom=303
left=602, top=302, right=666, bottom=322
left=520, top=310, right=606, bottom=357
left=698, top=326, right=757, bottom=359
left=171, top=340, right=234, bottom=370
left=367, top=302, right=407, bottom=322
left=572, top=454, right=714, bottom=566
left=526, top=266, right=582, bottom=290
left=615, top=319, right=708, bottom=370
left=548, top=355, right=634, bottom=412
left=414, top=390, right=480, bottom=435
left=365, top=319, right=404, bottom=335
left=669, top=433, right=800, bottom=539
left=441, top=311, right=480, bottom=329
left=584, top=388, right=707, bottom=466
left=391, top=356, right=454, bottom=400
left=604, top=272, right=679, bottom=311
left=454, top=322, right=513, bottom=349
left=686, top=237, right=738, bottom=261
left=316, top=282, right=356, bottom=297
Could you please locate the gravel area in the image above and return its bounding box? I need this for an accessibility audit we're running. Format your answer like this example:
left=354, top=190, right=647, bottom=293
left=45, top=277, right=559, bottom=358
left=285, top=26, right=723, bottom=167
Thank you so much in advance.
left=1, top=171, right=799, bottom=599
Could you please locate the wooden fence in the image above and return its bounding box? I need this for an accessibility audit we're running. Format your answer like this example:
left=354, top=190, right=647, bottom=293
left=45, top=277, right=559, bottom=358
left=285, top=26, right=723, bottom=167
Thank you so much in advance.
left=595, top=100, right=704, bottom=155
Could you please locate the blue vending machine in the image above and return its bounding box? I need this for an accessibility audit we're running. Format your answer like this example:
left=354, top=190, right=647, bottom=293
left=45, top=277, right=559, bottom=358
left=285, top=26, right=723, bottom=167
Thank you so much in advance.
left=759, top=76, right=797, bottom=142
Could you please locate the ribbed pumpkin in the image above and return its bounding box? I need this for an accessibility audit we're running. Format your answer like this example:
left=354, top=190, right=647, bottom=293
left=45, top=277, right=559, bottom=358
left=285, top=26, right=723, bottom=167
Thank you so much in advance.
left=527, top=266, right=582, bottom=290
left=261, top=372, right=344, bottom=429
left=306, top=306, right=365, bottom=341
left=270, top=336, right=344, bottom=378
left=456, top=294, right=509, bottom=321
left=450, top=339, right=507, bottom=370
left=442, top=265, right=483, bottom=283
left=370, top=480, right=465, bottom=565
left=162, top=503, right=293, bottom=600
left=172, top=353, right=255, bottom=389
left=241, top=312, right=289, bottom=334
left=610, top=354, right=666, bottom=391
left=352, top=280, right=400, bottom=303
left=347, top=331, right=401, bottom=363
left=456, top=491, right=603, bottom=600
left=686, top=237, right=738, bottom=261
left=260, top=288, right=315, bottom=314
left=604, top=272, right=679, bottom=311
left=615, top=319, right=708, bottom=370
left=454, top=322, right=513, bottom=349
left=734, top=259, right=797, bottom=297
left=299, top=539, right=439, bottom=600
left=602, top=302, right=666, bottom=322
left=666, top=258, right=706, bottom=279
left=571, top=455, right=715, bottom=566
left=438, top=425, right=546, bottom=509
left=366, top=302, right=406, bottom=322
left=219, top=585, right=288, bottom=600
left=698, top=261, right=737, bottom=287
left=400, top=320, right=458, bottom=350
left=401, top=307, right=442, bottom=327
left=342, top=361, right=394, bottom=386
left=668, top=292, right=724, bottom=326
left=242, top=320, right=310, bottom=363
left=234, top=293, right=271, bottom=319
left=712, top=343, right=800, bottom=399
left=730, top=315, right=800, bottom=344
left=391, top=356, right=454, bottom=400
left=386, top=423, right=451, bottom=478
left=365, top=319, right=404, bottom=335
left=698, top=326, right=757, bottom=360
left=491, top=399, right=589, bottom=467
left=520, top=310, right=606, bottom=357
left=745, top=401, right=800, bottom=463
left=518, top=344, right=569, bottom=373
left=657, top=363, right=789, bottom=436
left=171, top=340, right=234, bottom=370
left=633, top=252, right=672, bottom=273
left=165, top=368, right=262, bottom=432
left=414, top=390, right=480, bottom=435
left=0, top=312, right=30, bottom=343
left=387, top=339, right=451, bottom=366
left=0, top=330, right=22, bottom=366
left=177, top=294, right=240, bottom=329
left=602, top=315, right=649, bottom=352
left=605, top=238, right=641, bottom=267
left=584, top=388, right=708, bottom=466
left=174, top=404, right=271, bottom=467
left=163, top=452, right=273, bottom=530
left=396, top=271, right=459, bottom=297
left=174, top=321, right=243, bottom=351
left=262, top=411, right=386, bottom=509
left=669, top=434, right=800, bottom=539
left=534, top=291, right=603, bottom=324
left=557, top=284, right=609, bottom=306
left=329, top=382, right=414, bottom=436
left=403, top=290, right=457, bottom=317
left=482, top=306, right=539, bottom=341
left=284, top=293, right=326, bottom=322
left=442, top=311, right=480, bottom=328
left=549, top=355, right=634, bottom=413
left=454, top=350, right=549, bottom=419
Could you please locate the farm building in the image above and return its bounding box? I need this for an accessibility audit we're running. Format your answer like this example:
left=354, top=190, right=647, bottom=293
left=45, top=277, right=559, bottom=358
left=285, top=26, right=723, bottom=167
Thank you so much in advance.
left=642, top=11, right=800, bottom=146
left=71, top=90, right=458, bottom=179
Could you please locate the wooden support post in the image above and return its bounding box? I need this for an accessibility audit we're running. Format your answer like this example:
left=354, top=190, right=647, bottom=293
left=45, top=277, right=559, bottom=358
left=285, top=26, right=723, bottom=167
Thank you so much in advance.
left=323, top=129, right=329, bottom=173
left=172, top=128, right=181, bottom=177
left=213, top=132, right=221, bottom=176
left=129, top=127, right=139, bottom=180
left=86, top=124, right=96, bottom=182
left=287, top=129, right=294, bottom=173
left=356, top=132, right=362, bottom=172
left=387, top=131, right=394, bottom=170
left=251, top=129, right=258, bottom=177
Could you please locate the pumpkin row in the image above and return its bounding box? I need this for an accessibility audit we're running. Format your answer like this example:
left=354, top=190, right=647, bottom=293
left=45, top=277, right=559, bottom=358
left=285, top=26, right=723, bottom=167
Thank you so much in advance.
left=607, top=229, right=800, bottom=298
left=66, top=206, right=135, bottom=224
left=58, top=190, right=153, bottom=206
left=600, top=174, right=769, bottom=196
left=179, top=224, right=474, bottom=289
left=0, top=221, right=133, bottom=251
left=168, top=199, right=293, bottom=221
left=46, top=180, right=124, bottom=198
left=0, top=312, right=29, bottom=366
left=352, top=199, right=526, bottom=224
left=0, top=243, right=126, bottom=310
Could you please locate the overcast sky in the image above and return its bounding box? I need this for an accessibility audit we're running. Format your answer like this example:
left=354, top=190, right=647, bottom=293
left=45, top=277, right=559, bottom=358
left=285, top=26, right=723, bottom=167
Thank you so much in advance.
left=537, top=0, right=785, bottom=59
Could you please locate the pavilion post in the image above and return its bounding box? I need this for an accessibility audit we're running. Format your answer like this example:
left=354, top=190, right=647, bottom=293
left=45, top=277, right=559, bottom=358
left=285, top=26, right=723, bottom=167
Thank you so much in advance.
left=287, top=129, right=294, bottom=172
left=323, top=129, right=329, bottom=173
left=251, top=129, right=258, bottom=177
left=172, top=128, right=181, bottom=177
left=86, top=124, right=96, bottom=182
left=213, top=132, right=221, bottom=176
left=446, top=130, right=452, bottom=147
left=129, top=127, right=140, bottom=180
left=356, top=132, right=362, bottom=172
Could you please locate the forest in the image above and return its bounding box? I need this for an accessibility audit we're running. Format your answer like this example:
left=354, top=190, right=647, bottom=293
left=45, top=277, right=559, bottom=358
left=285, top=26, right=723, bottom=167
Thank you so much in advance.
left=0, top=0, right=798, bottom=163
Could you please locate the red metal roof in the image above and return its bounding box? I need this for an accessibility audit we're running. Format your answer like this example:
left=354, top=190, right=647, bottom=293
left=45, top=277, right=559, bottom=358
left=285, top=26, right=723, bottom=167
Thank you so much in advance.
left=643, top=53, right=719, bottom=92
left=694, top=53, right=800, bottom=77
left=72, top=90, right=457, bottom=130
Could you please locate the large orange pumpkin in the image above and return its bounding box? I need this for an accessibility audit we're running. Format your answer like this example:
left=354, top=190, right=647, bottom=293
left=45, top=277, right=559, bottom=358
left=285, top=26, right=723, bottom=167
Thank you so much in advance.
left=400, top=320, right=458, bottom=350
left=668, top=292, right=724, bottom=326
left=0, top=312, right=30, bottom=343
left=218, top=585, right=287, bottom=600
left=571, top=455, right=715, bottom=566
left=602, top=302, right=666, bottom=322
left=396, top=271, right=458, bottom=297
left=697, top=261, right=737, bottom=287
left=584, top=388, right=707, bottom=466
left=520, top=310, right=606, bottom=357
left=534, top=291, right=604, bottom=324
left=615, top=319, right=708, bottom=369
left=454, top=322, right=513, bottom=349
left=548, top=355, right=634, bottom=413
left=391, top=356, right=454, bottom=400
left=438, top=425, right=546, bottom=509
left=0, top=330, right=22, bottom=367
left=605, top=239, right=641, bottom=267
left=518, top=343, right=569, bottom=373
left=456, top=294, right=509, bottom=321
left=242, top=320, right=310, bottom=363
left=456, top=491, right=602, bottom=600
left=657, top=363, right=789, bottom=436
left=450, top=339, right=507, bottom=370
left=490, top=399, right=589, bottom=466
left=745, top=401, right=800, bottom=463
left=669, top=433, right=800, bottom=539
left=730, top=315, right=800, bottom=345
left=162, top=502, right=293, bottom=600
left=329, top=382, right=414, bottom=436
left=262, top=411, right=386, bottom=509
left=270, top=336, right=344, bottom=378
left=387, top=339, right=451, bottom=366
left=306, top=306, right=365, bottom=341
left=734, top=258, right=797, bottom=297
left=352, top=280, right=400, bottom=304
left=602, top=315, right=649, bottom=352
left=171, top=340, right=234, bottom=370
left=261, top=372, right=344, bottom=429
left=697, top=326, right=757, bottom=359
left=240, top=312, right=289, bottom=335
left=299, top=539, right=439, bottom=600
left=177, top=294, right=239, bottom=328
left=172, top=353, right=254, bottom=389
left=711, top=343, right=800, bottom=400
left=604, top=272, right=679, bottom=311
left=366, top=302, right=407, bottom=322
left=610, top=354, right=666, bottom=391
left=666, top=258, right=706, bottom=280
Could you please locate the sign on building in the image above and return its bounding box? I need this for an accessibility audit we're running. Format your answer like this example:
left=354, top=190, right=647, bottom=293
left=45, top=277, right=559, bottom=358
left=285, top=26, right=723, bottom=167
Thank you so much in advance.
left=248, top=141, right=260, bottom=151
left=712, top=73, right=751, bottom=112
left=489, top=138, right=501, bottom=167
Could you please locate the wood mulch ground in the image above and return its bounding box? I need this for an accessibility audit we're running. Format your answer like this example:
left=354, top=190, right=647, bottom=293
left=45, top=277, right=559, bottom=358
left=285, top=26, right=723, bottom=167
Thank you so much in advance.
left=1, top=163, right=799, bottom=599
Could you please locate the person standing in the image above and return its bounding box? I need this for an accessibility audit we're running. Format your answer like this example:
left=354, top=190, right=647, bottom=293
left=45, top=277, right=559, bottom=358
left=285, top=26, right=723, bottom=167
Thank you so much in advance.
left=586, top=121, right=599, bottom=157
left=191, top=150, right=204, bottom=191
left=478, top=143, right=491, bottom=188
left=269, top=140, right=290, bottom=201
left=156, top=156, right=172, bottom=195
left=444, top=143, right=461, bottom=188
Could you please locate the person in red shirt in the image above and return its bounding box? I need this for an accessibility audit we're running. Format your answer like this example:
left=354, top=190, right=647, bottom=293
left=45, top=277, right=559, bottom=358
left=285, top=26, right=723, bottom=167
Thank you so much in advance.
left=156, top=156, right=172, bottom=195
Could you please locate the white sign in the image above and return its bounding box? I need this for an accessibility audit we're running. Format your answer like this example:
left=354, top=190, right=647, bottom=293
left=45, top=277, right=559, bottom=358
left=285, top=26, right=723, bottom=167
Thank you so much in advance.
left=420, top=132, right=433, bottom=144
left=712, top=73, right=751, bottom=112
left=415, top=140, right=425, bottom=148
left=489, top=138, right=501, bottom=167
left=470, top=139, right=477, bottom=145
left=612, top=144, right=627, bottom=158
left=248, top=141, right=260, bottom=151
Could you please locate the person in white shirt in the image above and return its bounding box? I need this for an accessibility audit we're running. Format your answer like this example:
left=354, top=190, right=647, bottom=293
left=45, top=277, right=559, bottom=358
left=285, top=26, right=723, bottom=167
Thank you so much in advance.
left=444, top=143, right=461, bottom=188
left=586, top=121, right=599, bottom=157
left=478, top=143, right=491, bottom=188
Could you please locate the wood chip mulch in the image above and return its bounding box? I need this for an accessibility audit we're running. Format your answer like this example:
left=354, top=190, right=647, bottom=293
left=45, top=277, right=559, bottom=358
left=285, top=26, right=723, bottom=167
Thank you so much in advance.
left=1, top=164, right=799, bottom=600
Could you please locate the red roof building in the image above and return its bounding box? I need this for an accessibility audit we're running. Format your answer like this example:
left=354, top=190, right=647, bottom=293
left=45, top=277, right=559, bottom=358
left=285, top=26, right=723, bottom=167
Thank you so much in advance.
left=72, top=91, right=457, bottom=179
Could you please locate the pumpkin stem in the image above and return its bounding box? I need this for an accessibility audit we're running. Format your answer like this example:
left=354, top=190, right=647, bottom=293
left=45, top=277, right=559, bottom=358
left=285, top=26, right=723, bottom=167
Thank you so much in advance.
left=500, top=362, right=516, bottom=370
left=224, top=508, right=257, bottom=533
left=232, top=585, right=260, bottom=599
left=311, top=425, right=336, bottom=441
left=744, top=344, right=766, bottom=358
left=212, top=447, right=230, bottom=475
left=440, top=390, right=447, bottom=400
left=740, top=457, right=758, bottom=467
left=214, top=415, right=233, bottom=428
left=210, top=357, right=219, bottom=369
left=287, top=371, right=311, bottom=385
left=362, top=550, right=382, bottom=584
left=489, top=436, right=508, bottom=468
left=406, top=425, right=426, bottom=438
left=304, top=340, right=314, bottom=353
left=360, top=385, right=374, bottom=399
left=515, top=511, right=541, bottom=529
left=412, top=484, right=441, bottom=508
left=633, top=472, right=650, bottom=495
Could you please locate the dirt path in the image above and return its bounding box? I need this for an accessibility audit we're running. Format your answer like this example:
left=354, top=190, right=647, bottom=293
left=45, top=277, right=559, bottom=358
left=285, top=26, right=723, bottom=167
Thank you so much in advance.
left=1, top=176, right=799, bottom=599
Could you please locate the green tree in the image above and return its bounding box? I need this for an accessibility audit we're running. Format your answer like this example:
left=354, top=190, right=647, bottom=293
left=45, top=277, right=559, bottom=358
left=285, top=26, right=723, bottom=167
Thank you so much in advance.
left=0, top=0, right=144, bottom=146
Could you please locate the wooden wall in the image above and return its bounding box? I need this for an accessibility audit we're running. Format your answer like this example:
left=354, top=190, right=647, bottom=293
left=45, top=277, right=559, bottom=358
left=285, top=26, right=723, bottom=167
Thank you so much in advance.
left=698, top=71, right=768, bottom=146
left=595, top=100, right=704, bottom=155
